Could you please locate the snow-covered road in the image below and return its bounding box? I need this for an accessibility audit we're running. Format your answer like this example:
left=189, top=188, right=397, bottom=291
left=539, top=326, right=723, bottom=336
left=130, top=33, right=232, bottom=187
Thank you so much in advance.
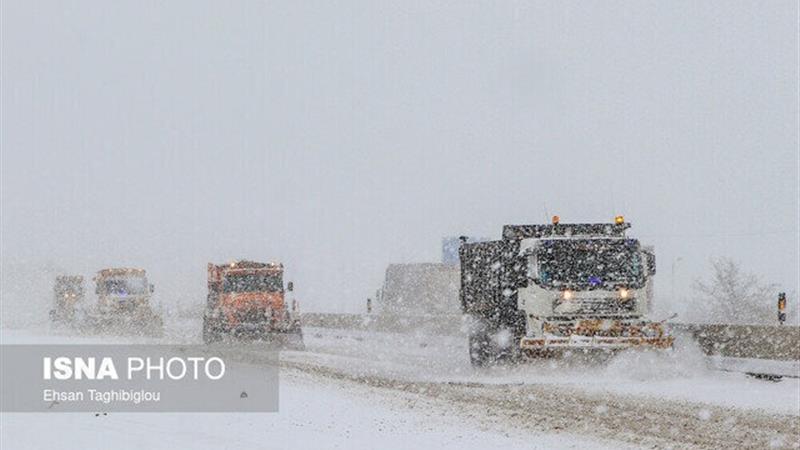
left=293, top=326, right=800, bottom=416
left=2, top=323, right=799, bottom=449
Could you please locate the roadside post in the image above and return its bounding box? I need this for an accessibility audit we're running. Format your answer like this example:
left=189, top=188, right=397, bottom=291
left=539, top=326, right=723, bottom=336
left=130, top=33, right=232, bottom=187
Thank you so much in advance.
left=777, top=292, right=786, bottom=325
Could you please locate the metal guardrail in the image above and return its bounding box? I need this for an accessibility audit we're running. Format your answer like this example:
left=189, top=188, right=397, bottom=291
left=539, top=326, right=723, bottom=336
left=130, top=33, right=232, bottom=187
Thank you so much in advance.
left=670, top=323, right=799, bottom=361
left=300, top=313, right=800, bottom=361
left=301, top=312, right=464, bottom=336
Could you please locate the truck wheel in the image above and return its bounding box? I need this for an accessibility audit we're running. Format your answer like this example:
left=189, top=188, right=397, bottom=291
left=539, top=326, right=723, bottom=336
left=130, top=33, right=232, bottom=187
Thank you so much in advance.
left=468, top=317, right=523, bottom=366
left=468, top=318, right=492, bottom=367
left=202, top=317, right=219, bottom=344
left=144, top=314, right=164, bottom=338
left=496, top=318, right=525, bottom=364
left=285, top=330, right=305, bottom=351
left=150, top=322, right=165, bottom=338
left=468, top=334, right=489, bottom=366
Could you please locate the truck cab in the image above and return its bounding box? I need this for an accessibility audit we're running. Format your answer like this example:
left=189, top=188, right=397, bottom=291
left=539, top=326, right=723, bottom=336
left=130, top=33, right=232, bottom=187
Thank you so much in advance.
left=460, top=217, right=671, bottom=366
left=87, top=268, right=163, bottom=336
left=50, top=275, right=85, bottom=323
left=203, top=260, right=303, bottom=348
left=95, top=268, right=154, bottom=311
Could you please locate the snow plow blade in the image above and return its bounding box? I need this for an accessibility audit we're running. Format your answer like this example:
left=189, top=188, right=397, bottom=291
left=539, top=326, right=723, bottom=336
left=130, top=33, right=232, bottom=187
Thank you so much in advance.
left=520, top=335, right=673, bottom=350
left=520, top=320, right=674, bottom=351
left=76, top=304, right=164, bottom=337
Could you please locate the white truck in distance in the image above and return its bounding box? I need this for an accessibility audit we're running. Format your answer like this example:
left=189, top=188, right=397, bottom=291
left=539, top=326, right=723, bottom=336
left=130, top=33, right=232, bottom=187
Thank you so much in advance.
left=459, top=217, right=673, bottom=366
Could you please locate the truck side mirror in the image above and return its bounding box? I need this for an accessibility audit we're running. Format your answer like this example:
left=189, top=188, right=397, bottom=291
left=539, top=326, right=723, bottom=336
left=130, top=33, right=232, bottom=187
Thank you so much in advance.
left=644, top=251, right=656, bottom=276
left=515, top=255, right=529, bottom=288
left=150, top=284, right=155, bottom=293
left=287, top=281, right=294, bottom=292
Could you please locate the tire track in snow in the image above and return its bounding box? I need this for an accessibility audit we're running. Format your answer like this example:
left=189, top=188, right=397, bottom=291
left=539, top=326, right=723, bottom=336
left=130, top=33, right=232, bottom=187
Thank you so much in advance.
left=213, top=346, right=800, bottom=450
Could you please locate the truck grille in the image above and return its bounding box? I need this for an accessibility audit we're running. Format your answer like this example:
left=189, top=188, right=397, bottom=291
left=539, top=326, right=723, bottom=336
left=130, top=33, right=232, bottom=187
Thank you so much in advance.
left=554, top=298, right=635, bottom=315
left=235, top=308, right=267, bottom=324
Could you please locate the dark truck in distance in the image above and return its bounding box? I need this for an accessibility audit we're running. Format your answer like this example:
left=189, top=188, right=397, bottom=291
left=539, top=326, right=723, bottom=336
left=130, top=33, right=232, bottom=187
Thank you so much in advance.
left=459, top=217, right=672, bottom=366
left=50, top=275, right=85, bottom=324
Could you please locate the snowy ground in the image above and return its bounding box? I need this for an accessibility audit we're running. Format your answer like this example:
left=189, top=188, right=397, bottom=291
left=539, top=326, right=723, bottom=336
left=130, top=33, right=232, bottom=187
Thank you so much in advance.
left=2, top=322, right=799, bottom=449
left=3, top=369, right=628, bottom=450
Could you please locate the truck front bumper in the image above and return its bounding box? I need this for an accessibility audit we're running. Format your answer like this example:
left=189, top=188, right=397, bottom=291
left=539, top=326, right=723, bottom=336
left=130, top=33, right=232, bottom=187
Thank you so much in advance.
left=218, top=319, right=302, bottom=335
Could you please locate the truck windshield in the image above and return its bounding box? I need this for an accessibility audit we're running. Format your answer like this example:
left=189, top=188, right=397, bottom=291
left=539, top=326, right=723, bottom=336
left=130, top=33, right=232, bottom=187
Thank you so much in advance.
left=100, top=277, right=148, bottom=295
left=55, top=280, right=83, bottom=294
left=223, top=273, right=282, bottom=293
left=536, top=239, right=644, bottom=289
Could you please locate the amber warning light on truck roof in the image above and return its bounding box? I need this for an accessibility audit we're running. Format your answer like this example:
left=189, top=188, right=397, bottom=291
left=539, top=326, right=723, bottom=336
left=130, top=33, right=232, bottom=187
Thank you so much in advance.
left=615, top=215, right=625, bottom=225
left=552, top=215, right=560, bottom=225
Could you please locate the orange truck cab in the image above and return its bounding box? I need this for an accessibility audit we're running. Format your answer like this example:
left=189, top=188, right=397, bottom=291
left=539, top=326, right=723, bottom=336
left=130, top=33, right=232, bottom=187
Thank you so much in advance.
left=203, top=260, right=303, bottom=348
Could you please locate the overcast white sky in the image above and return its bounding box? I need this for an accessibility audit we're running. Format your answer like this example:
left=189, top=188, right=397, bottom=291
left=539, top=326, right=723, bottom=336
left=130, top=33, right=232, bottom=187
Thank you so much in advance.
left=2, top=1, right=798, bottom=314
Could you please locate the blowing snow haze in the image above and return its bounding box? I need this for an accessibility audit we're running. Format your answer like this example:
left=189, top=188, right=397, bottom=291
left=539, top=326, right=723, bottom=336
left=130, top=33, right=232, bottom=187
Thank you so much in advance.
left=1, top=1, right=798, bottom=320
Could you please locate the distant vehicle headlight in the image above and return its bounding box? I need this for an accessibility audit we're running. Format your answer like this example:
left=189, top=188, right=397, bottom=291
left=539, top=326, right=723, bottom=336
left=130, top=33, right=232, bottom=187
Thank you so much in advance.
left=562, top=290, right=573, bottom=300
left=619, top=288, right=629, bottom=299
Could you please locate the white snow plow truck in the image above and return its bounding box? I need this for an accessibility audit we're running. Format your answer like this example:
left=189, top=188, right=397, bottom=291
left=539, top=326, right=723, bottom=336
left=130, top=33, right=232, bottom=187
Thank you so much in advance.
left=82, top=268, right=164, bottom=337
left=459, top=216, right=672, bottom=366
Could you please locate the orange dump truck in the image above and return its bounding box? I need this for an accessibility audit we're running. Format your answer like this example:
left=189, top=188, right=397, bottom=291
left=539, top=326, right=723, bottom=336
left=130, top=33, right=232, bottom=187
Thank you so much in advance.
left=202, top=260, right=303, bottom=348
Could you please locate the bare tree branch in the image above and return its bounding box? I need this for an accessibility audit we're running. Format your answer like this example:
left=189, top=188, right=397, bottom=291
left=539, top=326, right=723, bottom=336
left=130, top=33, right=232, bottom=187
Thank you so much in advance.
left=692, top=257, right=778, bottom=324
